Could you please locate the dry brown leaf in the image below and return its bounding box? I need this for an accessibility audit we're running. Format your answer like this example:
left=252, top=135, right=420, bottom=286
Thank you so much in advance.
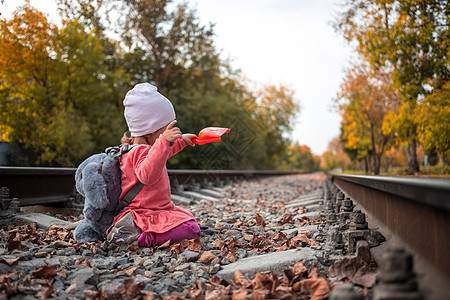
left=56, top=269, right=67, bottom=279
left=232, top=286, right=247, bottom=300
left=292, top=262, right=308, bottom=277
left=188, top=239, right=202, bottom=252
left=123, top=278, right=143, bottom=298
left=234, top=270, right=251, bottom=287
left=205, top=289, right=229, bottom=300
left=57, top=231, right=69, bottom=241
left=198, top=251, right=217, bottom=264
left=7, top=232, right=22, bottom=251
left=0, top=256, right=20, bottom=266
left=250, top=288, right=270, bottom=300
left=31, top=266, right=58, bottom=279
left=170, top=240, right=187, bottom=254
left=273, top=232, right=288, bottom=241
left=327, top=257, right=376, bottom=287
left=53, top=240, right=72, bottom=248
left=301, top=268, right=330, bottom=300
left=243, top=233, right=253, bottom=241
left=125, top=266, right=138, bottom=276
left=255, top=213, right=266, bottom=227
left=273, top=286, right=296, bottom=300
left=35, top=284, right=55, bottom=299
left=142, top=291, right=155, bottom=300
left=223, top=247, right=237, bottom=263
left=290, top=232, right=311, bottom=247
left=2, top=280, right=18, bottom=297
left=282, top=269, right=295, bottom=286
left=74, top=259, right=91, bottom=267
left=280, top=214, right=293, bottom=225
left=212, top=238, right=225, bottom=248
left=292, top=282, right=301, bottom=292
left=158, top=239, right=171, bottom=249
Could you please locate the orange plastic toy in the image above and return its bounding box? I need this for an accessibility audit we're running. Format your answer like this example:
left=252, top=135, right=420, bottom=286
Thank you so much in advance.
left=192, top=127, right=231, bottom=145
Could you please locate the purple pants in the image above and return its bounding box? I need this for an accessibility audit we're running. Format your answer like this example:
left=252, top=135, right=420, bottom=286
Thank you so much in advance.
left=137, top=220, right=201, bottom=247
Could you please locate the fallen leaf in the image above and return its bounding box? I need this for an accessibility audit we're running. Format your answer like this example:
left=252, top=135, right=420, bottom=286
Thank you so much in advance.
left=290, top=231, right=311, bottom=247
left=31, top=266, right=58, bottom=279
left=234, top=270, right=251, bottom=287
left=250, top=288, right=270, bottom=300
left=280, top=214, right=293, bottom=225
left=188, top=239, right=202, bottom=252
left=292, top=262, right=308, bottom=277
left=232, top=286, right=247, bottom=300
left=273, top=286, right=296, bottom=300
left=170, top=240, right=187, bottom=254
left=35, top=285, right=55, bottom=299
left=123, top=278, right=143, bottom=298
left=74, top=259, right=91, bottom=267
left=327, top=257, right=376, bottom=287
left=301, top=268, right=330, bottom=300
left=0, top=256, right=20, bottom=266
left=53, top=240, right=72, bottom=248
left=212, top=239, right=225, bottom=248
left=198, top=251, right=217, bottom=264
left=7, top=232, right=22, bottom=251
left=255, top=213, right=266, bottom=227
left=142, top=291, right=155, bottom=300
left=158, top=240, right=171, bottom=249
left=56, top=269, right=67, bottom=279
left=222, top=247, right=237, bottom=263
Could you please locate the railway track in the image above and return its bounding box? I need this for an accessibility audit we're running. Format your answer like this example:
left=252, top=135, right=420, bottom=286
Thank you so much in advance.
left=0, top=168, right=449, bottom=299
left=0, top=166, right=298, bottom=208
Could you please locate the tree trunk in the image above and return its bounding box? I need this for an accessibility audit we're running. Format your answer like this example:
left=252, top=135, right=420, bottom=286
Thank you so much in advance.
left=364, top=155, right=369, bottom=174
left=407, top=138, right=420, bottom=174
left=370, top=123, right=380, bottom=175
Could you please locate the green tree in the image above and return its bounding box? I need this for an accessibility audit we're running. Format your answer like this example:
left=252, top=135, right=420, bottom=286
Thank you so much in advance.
left=283, top=143, right=321, bottom=172
left=335, top=0, right=450, bottom=174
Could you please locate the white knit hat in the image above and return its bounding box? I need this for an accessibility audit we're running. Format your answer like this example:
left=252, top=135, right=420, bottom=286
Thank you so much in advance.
left=123, top=83, right=176, bottom=136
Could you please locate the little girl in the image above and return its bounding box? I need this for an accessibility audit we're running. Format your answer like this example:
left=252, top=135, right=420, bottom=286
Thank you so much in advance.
left=106, top=83, right=201, bottom=247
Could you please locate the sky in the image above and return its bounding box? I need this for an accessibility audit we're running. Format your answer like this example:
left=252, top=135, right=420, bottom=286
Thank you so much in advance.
left=1, top=0, right=356, bottom=155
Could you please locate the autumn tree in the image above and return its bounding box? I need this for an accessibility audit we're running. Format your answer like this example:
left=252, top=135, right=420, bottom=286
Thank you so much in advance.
left=336, top=64, right=401, bottom=174
left=321, top=137, right=352, bottom=172
left=0, top=3, right=126, bottom=166
left=416, top=81, right=450, bottom=163
left=335, top=0, right=450, bottom=174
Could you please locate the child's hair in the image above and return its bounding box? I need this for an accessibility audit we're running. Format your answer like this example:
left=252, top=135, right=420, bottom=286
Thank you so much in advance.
left=121, top=132, right=152, bottom=145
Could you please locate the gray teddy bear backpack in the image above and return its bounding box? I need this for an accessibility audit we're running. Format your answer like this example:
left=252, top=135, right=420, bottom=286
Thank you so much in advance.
left=73, top=145, right=143, bottom=243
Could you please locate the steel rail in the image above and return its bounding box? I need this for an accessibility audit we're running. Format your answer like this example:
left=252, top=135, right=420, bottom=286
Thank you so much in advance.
left=0, top=166, right=298, bottom=207
left=332, top=174, right=450, bottom=279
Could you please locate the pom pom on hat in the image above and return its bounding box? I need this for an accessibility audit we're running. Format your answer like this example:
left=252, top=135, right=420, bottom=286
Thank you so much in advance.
left=124, top=83, right=176, bottom=136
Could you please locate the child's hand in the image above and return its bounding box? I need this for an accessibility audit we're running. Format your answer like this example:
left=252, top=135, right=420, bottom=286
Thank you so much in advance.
left=182, top=134, right=197, bottom=146
left=162, top=120, right=182, bottom=142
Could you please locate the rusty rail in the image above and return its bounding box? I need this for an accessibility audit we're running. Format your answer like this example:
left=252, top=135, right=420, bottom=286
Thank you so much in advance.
left=332, top=174, right=450, bottom=279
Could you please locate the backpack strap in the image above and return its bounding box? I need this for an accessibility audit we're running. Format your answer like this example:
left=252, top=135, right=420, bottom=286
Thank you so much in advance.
left=105, top=144, right=145, bottom=216
left=114, top=181, right=144, bottom=216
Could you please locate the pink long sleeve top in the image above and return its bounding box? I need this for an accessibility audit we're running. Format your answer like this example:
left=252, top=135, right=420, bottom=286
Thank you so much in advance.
left=110, top=136, right=195, bottom=233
